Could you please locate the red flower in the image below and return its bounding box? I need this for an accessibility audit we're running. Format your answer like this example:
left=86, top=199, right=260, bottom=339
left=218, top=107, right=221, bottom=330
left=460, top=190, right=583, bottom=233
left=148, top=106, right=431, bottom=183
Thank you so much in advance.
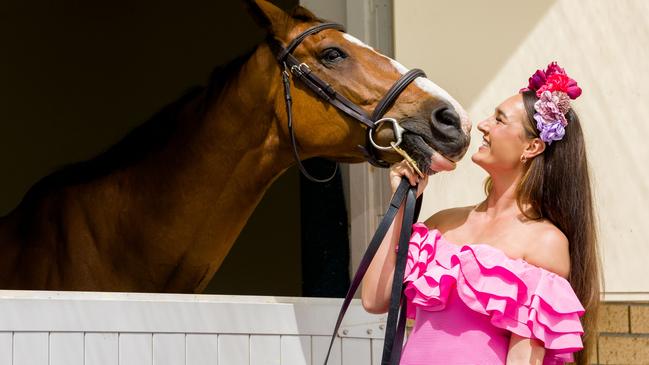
left=536, top=74, right=582, bottom=99
left=545, top=62, right=566, bottom=77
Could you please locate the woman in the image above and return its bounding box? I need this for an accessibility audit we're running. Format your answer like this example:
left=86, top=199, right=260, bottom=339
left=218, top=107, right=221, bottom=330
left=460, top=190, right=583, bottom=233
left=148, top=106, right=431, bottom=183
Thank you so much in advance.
left=361, top=62, right=601, bottom=365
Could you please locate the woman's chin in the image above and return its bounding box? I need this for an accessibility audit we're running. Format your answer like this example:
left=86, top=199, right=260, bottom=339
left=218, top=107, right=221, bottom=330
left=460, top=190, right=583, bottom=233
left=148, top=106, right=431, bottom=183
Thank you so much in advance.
left=471, top=151, right=484, bottom=164
left=471, top=152, right=491, bottom=170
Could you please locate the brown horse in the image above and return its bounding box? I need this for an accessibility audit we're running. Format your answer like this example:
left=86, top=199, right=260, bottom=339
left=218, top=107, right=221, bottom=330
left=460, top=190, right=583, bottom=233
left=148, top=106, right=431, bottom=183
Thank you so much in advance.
left=0, top=0, right=470, bottom=293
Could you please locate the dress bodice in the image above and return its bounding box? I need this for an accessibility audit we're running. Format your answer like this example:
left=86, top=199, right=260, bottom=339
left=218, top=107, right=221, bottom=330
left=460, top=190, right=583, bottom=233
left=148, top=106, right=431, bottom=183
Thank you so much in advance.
left=400, top=223, right=585, bottom=365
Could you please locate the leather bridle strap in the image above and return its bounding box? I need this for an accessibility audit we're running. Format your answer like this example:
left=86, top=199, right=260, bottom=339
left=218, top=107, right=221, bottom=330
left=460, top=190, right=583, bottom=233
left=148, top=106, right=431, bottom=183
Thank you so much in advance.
left=277, top=22, right=346, bottom=61
left=371, top=68, right=426, bottom=122
left=283, top=53, right=375, bottom=128
left=282, top=66, right=339, bottom=183
left=323, top=178, right=420, bottom=365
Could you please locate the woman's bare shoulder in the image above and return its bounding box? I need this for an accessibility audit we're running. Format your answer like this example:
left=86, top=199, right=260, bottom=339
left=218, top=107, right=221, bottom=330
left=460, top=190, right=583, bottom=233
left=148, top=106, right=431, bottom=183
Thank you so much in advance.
left=523, top=222, right=570, bottom=279
left=423, top=205, right=475, bottom=230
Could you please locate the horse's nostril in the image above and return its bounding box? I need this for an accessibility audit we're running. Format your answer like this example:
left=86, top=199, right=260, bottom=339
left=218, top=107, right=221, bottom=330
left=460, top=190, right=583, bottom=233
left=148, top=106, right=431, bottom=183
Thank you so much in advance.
left=433, top=107, right=461, bottom=127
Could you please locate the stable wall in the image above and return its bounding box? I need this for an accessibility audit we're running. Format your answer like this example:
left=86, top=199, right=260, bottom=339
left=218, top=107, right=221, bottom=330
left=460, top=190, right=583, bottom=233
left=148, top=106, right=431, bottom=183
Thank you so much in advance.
left=394, top=0, right=649, bottom=299
left=394, top=1, right=649, bottom=362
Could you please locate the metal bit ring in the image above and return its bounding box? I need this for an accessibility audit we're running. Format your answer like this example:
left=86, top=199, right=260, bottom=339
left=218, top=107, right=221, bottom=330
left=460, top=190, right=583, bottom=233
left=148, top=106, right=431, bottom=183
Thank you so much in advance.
left=368, top=117, right=405, bottom=151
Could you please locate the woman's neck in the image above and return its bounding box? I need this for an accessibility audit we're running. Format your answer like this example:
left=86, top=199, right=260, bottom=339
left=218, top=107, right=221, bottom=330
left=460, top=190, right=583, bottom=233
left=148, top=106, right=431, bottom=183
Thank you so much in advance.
left=482, top=168, right=523, bottom=218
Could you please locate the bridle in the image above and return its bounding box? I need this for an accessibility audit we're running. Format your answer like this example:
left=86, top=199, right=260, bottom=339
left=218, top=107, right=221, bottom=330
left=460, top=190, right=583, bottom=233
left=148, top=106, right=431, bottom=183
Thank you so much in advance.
left=272, top=22, right=426, bottom=365
left=273, top=22, right=427, bottom=182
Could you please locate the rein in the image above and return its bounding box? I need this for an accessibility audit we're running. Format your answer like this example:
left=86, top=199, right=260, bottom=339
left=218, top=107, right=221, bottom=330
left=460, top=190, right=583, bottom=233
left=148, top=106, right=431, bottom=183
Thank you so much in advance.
left=272, top=22, right=425, bottom=364
left=274, top=22, right=426, bottom=182
left=325, top=177, right=420, bottom=365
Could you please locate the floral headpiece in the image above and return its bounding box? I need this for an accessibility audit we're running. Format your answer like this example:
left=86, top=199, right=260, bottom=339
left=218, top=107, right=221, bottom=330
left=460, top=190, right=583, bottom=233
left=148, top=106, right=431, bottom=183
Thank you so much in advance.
left=519, top=62, right=582, bottom=144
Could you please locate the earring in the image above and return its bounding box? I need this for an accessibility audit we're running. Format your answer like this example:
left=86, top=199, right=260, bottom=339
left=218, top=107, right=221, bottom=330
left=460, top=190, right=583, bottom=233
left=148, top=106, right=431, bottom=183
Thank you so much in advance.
left=520, top=155, right=528, bottom=164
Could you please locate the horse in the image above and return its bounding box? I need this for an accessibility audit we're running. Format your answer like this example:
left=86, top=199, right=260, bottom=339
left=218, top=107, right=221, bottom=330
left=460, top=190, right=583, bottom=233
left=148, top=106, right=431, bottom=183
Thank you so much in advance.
left=0, top=0, right=471, bottom=293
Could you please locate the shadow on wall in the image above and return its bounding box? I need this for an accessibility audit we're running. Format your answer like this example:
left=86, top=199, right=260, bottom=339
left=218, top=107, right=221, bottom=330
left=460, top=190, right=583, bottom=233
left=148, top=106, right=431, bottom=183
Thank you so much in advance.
left=0, top=0, right=302, bottom=295
left=394, top=0, right=557, bottom=109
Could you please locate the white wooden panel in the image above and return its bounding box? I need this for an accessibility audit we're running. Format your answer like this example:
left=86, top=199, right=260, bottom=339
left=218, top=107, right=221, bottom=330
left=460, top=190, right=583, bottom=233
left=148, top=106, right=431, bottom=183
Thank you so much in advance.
left=50, top=332, right=83, bottom=365
left=370, top=339, right=383, bottom=365
left=153, top=333, right=185, bottom=365
left=0, top=332, right=12, bottom=365
left=341, top=338, right=371, bottom=365
left=0, top=291, right=386, bottom=365
left=119, top=333, right=152, bottom=365
left=0, top=291, right=384, bottom=336
left=281, top=335, right=311, bottom=365
left=13, top=332, right=48, bottom=365
left=85, top=333, right=118, bottom=365
left=312, top=335, right=341, bottom=365
left=250, top=335, right=280, bottom=365
left=186, top=334, right=218, bottom=365
left=218, top=335, right=248, bottom=365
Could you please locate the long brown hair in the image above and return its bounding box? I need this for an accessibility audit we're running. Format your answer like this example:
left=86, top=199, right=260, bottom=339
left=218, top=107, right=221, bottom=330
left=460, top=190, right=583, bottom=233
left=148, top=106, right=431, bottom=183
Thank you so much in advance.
left=485, top=90, right=603, bottom=364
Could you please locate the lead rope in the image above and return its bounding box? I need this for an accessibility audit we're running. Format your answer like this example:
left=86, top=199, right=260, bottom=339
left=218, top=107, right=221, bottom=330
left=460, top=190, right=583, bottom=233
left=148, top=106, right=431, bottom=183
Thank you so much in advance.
left=323, top=178, right=420, bottom=365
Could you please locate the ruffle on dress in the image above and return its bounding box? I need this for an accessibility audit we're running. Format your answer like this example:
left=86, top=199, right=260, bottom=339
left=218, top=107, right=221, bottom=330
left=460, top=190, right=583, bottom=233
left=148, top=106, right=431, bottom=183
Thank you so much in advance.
left=403, top=223, right=586, bottom=364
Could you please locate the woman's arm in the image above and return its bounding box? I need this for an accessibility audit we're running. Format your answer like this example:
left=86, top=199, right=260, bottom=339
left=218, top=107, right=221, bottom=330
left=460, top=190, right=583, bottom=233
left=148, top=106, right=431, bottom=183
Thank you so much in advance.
left=360, top=160, right=428, bottom=314
left=507, top=225, right=570, bottom=364
left=506, top=334, right=545, bottom=365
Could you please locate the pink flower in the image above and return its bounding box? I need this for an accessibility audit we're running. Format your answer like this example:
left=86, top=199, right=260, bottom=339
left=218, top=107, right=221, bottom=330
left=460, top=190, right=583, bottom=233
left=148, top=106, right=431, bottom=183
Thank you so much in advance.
left=534, top=91, right=568, bottom=126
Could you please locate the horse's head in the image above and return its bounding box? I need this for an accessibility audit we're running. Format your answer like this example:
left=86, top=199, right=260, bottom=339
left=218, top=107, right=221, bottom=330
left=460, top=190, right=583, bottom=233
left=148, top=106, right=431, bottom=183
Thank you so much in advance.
left=247, top=0, right=471, bottom=174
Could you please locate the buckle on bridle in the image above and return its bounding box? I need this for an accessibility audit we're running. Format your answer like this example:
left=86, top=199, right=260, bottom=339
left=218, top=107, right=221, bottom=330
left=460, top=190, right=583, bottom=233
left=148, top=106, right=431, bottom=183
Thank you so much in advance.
left=290, top=63, right=311, bottom=77
left=368, top=117, right=405, bottom=151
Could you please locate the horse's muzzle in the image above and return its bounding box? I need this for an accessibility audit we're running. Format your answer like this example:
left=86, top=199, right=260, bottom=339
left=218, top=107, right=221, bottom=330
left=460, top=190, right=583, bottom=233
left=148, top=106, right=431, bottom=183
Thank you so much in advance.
left=427, top=104, right=471, bottom=162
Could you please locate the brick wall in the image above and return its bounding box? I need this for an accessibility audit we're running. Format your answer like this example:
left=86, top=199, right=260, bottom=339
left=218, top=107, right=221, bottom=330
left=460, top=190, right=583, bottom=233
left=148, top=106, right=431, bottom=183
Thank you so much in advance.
left=593, top=301, right=649, bottom=364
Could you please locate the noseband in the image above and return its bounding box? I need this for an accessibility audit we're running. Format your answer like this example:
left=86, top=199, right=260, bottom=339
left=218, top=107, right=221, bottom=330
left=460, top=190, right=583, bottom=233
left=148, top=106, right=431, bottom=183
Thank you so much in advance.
left=273, top=22, right=426, bottom=182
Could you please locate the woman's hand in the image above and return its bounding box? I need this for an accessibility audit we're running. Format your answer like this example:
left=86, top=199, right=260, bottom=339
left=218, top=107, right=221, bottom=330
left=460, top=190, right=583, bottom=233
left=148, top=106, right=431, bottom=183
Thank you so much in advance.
left=389, top=160, right=429, bottom=198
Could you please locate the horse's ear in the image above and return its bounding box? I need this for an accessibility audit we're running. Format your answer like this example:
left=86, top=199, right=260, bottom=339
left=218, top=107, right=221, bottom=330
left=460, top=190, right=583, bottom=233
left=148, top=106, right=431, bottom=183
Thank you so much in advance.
left=244, top=0, right=293, bottom=37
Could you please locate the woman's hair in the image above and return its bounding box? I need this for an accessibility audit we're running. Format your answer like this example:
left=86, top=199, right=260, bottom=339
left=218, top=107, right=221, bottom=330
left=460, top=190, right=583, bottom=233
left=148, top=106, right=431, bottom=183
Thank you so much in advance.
left=485, top=90, right=603, bottom=365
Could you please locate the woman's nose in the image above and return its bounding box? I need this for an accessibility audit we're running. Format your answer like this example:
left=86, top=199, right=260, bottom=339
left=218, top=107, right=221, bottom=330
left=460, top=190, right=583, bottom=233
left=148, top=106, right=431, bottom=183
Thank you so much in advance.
left=477, top=118, right=490, bottom=134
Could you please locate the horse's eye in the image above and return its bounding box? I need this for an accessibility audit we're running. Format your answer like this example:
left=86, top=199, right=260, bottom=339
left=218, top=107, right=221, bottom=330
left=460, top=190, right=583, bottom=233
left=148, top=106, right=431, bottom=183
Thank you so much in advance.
left=320, top=47, right=346, bottom=63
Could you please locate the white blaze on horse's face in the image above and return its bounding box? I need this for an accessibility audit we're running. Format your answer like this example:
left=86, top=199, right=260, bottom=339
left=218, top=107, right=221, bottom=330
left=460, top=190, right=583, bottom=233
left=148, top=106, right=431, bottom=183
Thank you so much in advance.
left=342, top=33, right=471, bottom=136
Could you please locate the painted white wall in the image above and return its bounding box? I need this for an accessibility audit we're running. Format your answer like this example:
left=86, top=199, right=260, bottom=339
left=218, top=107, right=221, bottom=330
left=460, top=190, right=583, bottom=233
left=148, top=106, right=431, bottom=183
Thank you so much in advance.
left=394, top=0, right=649, bottom=297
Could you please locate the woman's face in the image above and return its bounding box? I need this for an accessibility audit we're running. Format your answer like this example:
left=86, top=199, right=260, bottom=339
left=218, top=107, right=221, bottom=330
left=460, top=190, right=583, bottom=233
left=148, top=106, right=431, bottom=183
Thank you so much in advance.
left=471, top=94, right=531, bottom=173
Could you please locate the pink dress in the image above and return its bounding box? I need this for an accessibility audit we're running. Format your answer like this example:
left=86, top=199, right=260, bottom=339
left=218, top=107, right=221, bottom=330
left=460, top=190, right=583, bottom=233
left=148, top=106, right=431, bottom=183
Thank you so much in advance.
left=400, top=223, right=585, bottom=365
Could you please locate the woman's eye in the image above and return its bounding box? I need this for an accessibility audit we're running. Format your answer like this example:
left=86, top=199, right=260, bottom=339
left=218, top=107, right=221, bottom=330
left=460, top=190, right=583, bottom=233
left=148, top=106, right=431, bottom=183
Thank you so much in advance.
left=321, top=48, right=346, bottom=63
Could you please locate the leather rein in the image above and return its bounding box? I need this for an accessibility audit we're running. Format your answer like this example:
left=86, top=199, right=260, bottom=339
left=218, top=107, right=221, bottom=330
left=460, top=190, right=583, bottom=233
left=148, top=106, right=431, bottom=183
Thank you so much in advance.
left=273, top=22, right=426, bottom=182
left=271, top=22, right=425, bottom=364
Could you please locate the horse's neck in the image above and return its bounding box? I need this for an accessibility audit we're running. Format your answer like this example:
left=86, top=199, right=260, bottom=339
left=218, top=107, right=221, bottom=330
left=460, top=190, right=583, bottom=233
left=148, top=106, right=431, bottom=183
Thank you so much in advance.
left=8, top=44, right=293, bottom=292
left=122, top=46, right=294, bottom=291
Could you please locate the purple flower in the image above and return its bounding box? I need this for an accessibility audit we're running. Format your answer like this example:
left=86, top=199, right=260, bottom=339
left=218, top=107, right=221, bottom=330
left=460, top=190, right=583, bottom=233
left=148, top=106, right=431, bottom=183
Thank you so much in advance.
left=534, top=114, right=566, bottom=144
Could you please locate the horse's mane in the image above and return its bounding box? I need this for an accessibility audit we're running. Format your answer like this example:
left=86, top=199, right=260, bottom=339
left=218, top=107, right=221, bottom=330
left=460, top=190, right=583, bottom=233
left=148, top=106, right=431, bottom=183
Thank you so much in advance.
left=14, top=47, right=257, bottom=211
